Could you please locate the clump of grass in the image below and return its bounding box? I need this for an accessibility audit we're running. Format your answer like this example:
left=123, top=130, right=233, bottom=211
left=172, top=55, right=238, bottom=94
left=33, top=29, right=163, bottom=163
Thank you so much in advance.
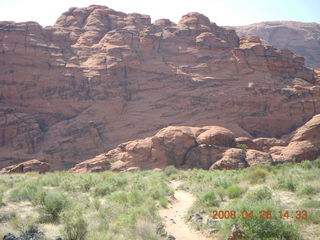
left=247, top=167, right=268, bottom=184
left=163, top=165, right=179, bottom=178
left=0, top=190, right=3, bottom=206
left=36, top=190, right=69, bottom=221
left=298, top=184, right=318, bottom=196
left=300, top=160, right=313, bottom=169
left=9, top=182, right=39, bottom=202
left=244, top=186, right=273, bottom=202
left=159, top=196, right=169, bottom=208
left=215, top=187, right=227, bottom=201
left=214, top=177, right=232, bottom=189
left=301, top=200, right=320, bottom=208
left=313, top=158, right=320, bottom=168
left=276, top=176, right=297, bottom=192
left=62, top=209, right=87, bottom=240
left=200, top=190, right=220, bottom=207
left=226, top=185, right=242, bottom=199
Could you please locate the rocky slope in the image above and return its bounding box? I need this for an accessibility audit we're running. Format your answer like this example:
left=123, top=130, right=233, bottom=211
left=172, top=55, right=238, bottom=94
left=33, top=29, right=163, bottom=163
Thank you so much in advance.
left=1, top=5, right=320, bottom=170
left=233, top=21, right=320, bottom=69
left=70, top=113, right=320, bottom=173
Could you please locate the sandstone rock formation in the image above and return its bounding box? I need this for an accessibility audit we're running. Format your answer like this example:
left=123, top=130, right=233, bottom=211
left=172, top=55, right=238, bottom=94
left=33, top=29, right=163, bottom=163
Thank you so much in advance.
left=233, top=21, right=320, bottom=69
left=0, top=159, right=50, bottom=173
left=1, top=6, right=320, bottom=170
left=71, top=114, right=320, bottom=172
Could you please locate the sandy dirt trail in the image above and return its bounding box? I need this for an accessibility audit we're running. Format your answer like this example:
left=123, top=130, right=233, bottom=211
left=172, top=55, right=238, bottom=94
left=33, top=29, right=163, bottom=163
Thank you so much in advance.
left=159, top=181, right=212, bottom=240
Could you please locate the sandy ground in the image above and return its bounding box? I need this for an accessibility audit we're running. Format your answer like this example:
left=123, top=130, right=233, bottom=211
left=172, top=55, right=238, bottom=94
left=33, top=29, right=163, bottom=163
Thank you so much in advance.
left=159, top=181, right=212, bottom=240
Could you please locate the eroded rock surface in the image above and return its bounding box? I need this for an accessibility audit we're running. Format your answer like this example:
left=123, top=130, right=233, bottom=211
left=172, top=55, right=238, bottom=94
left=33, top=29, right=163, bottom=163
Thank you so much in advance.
left=233, top=21, right=320, bottom=69
left=0, top=159, right=50, bottom=173
left=1, top=6, right=320, bottom=170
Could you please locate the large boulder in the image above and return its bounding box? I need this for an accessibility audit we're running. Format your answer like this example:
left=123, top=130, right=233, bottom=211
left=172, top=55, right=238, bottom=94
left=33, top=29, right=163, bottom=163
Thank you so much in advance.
left=245, top=150, right=273, bottom=166
left=196, top=127, right=236, bottom=147
left=69, top=154, right=111, bottom=173
left=274, top=114, right=320, bottom=162
left=235, top=137, right=259, bottom=150
left=253, top=137, right=286, bottom=151
left=209, top=148, right=247, bottom=170
left=184, top=144, right=223, bottom=169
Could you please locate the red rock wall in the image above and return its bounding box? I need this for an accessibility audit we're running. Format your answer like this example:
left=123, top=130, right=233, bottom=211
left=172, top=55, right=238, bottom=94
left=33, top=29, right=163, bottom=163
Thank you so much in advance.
left=1, top=5, right=319, bottom=169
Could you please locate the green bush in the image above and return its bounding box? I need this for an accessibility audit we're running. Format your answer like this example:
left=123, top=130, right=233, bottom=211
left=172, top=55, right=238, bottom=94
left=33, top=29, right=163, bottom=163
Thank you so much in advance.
left=159, top=196, right=168, bottom=208
left=9, top=182, right=39, bottom=202
left=39, top=190, right=69, bottom=221
left=236, top=143, right=248, bottom=152
left=214, top=177, right=232, bottom=189
left=93, top=176, right=127, bottom=196
left=215, top=187, right=227, bottom=201
left=200, top=190, right=220, bottom=207
left=226, top=185, right=242, bottom=199
left=222, top=199, right=300, bottom=240
left=276, top=177, right=297, bottom=192
left=163, top=165, right=179, bottom=177
left=0, top=190, right=3, bottom=206
left=299, top=185, right=318, bottom=195
left=244, top=186, right=273, bottom=202
left=248, top=168, right=268, bottom=184
left=301, top=200, right=320, bottom=208
left=312, top=158, right=320, bottom=168
left=300, top=160, right=313, bottom=169
left=62, top=210, right=87, bottom=240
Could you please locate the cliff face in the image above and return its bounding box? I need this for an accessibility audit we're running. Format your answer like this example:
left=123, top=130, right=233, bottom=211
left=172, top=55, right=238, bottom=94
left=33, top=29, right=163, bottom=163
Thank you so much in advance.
left=0, top=5, right=319, bottom=170
left=233, top=21, right=320, bottom=69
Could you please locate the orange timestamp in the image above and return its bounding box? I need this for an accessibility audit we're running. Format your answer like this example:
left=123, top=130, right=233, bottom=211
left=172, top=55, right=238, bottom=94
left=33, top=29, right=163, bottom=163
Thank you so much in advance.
left=212, top=210, right=308, bottom=220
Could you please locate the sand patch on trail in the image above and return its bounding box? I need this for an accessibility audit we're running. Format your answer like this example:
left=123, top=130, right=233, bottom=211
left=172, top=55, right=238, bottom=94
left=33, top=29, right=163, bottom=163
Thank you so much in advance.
left=159, top=181, right=212, bottom=240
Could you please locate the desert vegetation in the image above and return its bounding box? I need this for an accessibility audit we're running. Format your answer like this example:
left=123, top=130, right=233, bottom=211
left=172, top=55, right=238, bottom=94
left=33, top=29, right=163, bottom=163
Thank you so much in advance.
left=0, top=160, right=319, bottom=240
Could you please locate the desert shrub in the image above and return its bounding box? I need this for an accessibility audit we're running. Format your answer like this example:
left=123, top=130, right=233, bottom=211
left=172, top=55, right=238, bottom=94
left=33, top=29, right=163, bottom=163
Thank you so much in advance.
left=298, top=184, right=318, bottom=195
left=135, top=219, right=160, bottom=240
left=200, top=190, right=220, bottom=207
left=301, top=200, right=320, bottom=208
left=214, top=177, right=232, bottom=189
left=300, top=160, right=313, bottom=169
left=9, top=182, right=39, bottom=202
left=247, top=167, right=268, bottom=184
left=0, top=190, right=3, bottom=206
left=313, top=158, right=320, bottom=168
left=78, top=175, right=98, bottom=192
left=93, top=199, right=101, bottom=211
left=276, top=176, right=297, bottom=192
left=38, top=190, right=69, bottom=221
left=215, top=187, right=227, bottom=201
left=306, top=212, right=320, bottom=224
left=62, top=210, right=87, bottom=240
left=236, top=143, right=248, bottom=152
left=221, top=199, right=300, bottom=240
left=244, top=186, right=273, bottom=202
left=163, top=165, right=179, bottom=177
left=159, top=196, right=168, bottom=208
left=226, top=185, right=242, bottom=199
left=0, top=210, right=16, bottom=223
left=93, top=176, right=127, bottom=196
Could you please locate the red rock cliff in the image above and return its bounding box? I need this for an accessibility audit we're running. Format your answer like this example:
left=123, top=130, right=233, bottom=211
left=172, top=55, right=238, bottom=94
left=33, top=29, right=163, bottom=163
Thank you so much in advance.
left=0, top=5, right=319, bottom=169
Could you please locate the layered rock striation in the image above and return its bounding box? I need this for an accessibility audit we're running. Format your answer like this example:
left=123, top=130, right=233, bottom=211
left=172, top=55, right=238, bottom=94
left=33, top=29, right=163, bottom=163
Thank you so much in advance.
left=1, top=6, right=319, bottom=170
left=233, top=21, right=320, bottom=69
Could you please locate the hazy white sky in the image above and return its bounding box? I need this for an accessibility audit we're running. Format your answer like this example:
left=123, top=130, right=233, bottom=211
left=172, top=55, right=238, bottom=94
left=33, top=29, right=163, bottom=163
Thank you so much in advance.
left=0, top=0, right=319, bottom=27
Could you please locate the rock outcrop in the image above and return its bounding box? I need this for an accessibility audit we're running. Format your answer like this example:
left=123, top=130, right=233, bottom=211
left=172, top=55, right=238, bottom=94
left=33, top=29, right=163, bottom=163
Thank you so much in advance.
left=1, top=6, right=320, bottom=170
left=0, top=159, right=50, bottom=173
left=71, top=114, right=320, bottom=172
left=233, top=21, right=320, bottom=69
